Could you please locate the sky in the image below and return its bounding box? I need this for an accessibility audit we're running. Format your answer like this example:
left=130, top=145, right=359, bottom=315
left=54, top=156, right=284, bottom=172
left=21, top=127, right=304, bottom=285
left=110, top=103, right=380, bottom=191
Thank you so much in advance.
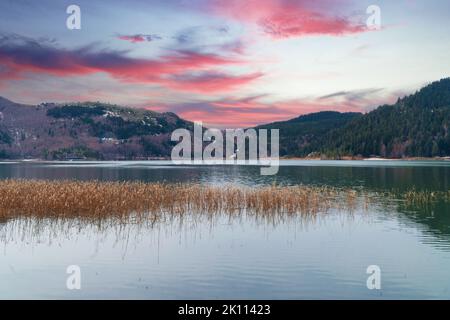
left=0, top=0, right=450, bottom=128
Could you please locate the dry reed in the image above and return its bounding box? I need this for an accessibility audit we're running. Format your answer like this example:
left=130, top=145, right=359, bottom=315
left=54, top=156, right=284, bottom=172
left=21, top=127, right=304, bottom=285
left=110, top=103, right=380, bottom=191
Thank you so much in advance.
left=0, top=179, right=447, bottom=224
left=0, top=179, right=361, bottom=222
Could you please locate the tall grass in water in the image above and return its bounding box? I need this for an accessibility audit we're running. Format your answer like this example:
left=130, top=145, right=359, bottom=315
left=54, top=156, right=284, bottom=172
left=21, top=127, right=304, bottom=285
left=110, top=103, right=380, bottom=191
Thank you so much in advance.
left=0, top=179, right=361, bottom=222
left=0, top=179, right=447, bottom=223
left=1, top=180, right=449, bottom=245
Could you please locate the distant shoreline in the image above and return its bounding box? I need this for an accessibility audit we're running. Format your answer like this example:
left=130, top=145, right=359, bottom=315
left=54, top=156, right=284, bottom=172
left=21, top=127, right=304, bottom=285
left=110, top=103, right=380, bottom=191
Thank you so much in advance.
left=281, top=156, right=450, bottom=161
left=1, top=156, right=450, bottom=163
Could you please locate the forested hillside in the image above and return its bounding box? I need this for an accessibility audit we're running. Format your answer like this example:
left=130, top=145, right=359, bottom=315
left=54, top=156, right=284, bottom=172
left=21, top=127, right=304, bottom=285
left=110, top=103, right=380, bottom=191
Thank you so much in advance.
left=256, top=111, right=362, bottom=156
left=313, top=78, right=450, bottom=158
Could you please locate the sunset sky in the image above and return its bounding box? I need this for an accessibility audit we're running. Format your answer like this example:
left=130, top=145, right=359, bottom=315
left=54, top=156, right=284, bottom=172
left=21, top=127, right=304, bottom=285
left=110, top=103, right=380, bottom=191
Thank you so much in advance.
left=1, top=0, right=450, bottom=127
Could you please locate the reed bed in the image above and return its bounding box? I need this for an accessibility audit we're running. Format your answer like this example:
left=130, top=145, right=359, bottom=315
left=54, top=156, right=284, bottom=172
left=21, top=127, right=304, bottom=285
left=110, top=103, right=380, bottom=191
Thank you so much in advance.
left=0, top=179, right=448, bottom=224
left=403, top=189, right=450, bottom=205
left=0, top=179, right=362, bottom=222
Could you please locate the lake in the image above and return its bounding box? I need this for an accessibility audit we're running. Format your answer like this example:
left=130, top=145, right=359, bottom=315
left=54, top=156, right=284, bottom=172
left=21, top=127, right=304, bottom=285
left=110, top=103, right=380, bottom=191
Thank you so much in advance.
left=1, top=160, right=450, bottom=299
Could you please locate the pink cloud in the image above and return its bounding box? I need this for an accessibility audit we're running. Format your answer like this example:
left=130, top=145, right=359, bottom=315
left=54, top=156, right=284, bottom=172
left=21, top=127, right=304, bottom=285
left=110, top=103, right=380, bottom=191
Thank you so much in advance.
left=156, top=89, right=395, bottom=127
left=163, top=71, right=263, bottom=93
left=116, top=34, right=162, bottom=43
left=207, top=0, right=367, bottom=39
left=0, top=36, right=258, bottom=94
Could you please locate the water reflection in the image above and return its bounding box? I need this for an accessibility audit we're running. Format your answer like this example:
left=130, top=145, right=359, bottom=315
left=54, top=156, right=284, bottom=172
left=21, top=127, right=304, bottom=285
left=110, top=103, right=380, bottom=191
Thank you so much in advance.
left=1, top=160, right=450, bottom=189
left=1, top=206, right=450, bottom=299
left=1, top=161, right=450, bottom=299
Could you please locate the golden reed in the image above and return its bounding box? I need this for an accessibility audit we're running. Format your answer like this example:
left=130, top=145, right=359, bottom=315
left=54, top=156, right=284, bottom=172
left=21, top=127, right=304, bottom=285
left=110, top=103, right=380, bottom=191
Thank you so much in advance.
left=0, top=179, right=448, bottom=222
left=0, top=179, right=360, bottom=220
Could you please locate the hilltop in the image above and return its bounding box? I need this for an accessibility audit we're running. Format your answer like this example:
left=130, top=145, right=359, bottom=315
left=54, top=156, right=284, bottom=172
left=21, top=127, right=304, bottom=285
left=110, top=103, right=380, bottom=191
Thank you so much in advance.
left=1, top=78, right=449, bottom=160
left=0, top=98, right=192, bottom=160
left=255, top=78, right=450, bottom=159
left=313, top=78, right=450, bottom=158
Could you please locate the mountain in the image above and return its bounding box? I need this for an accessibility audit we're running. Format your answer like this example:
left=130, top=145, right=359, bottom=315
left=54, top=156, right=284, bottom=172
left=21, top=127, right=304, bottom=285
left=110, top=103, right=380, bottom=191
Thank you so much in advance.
left=0, top=98, right=193, bottom=160
left=255, top=78, right=450, bottom=159
left=255, top=111, right=362, bottom=157
left=313, top=78, right=450, bottom=158
left=1, top=77, right=449, bottom=161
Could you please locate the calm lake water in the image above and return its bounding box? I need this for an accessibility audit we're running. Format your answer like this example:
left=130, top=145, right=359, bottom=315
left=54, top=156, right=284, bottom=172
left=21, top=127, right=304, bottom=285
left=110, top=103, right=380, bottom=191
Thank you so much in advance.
left=1, top=160, right=450, bottom=299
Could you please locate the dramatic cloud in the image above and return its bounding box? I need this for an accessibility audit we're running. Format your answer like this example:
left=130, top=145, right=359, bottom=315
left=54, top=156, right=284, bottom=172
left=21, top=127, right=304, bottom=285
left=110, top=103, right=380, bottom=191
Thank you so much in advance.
left=160, top=99, right=296, bottom=127
left=164, top=71, right=263, bottom=93
left=0, top=34, right=258, bottom=93
left=154, top=93, right=371, bottom=128
left=318, top=88, right=387, bottom=111
left=153, top=86, right=399, bottom=128
left=116, top=34, right=162, bottom=43
left=173, top=26, right=229, bottom=45
left=206, top=0, right=367, bottom=39
left=171, top=25, right=246, bottom=57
